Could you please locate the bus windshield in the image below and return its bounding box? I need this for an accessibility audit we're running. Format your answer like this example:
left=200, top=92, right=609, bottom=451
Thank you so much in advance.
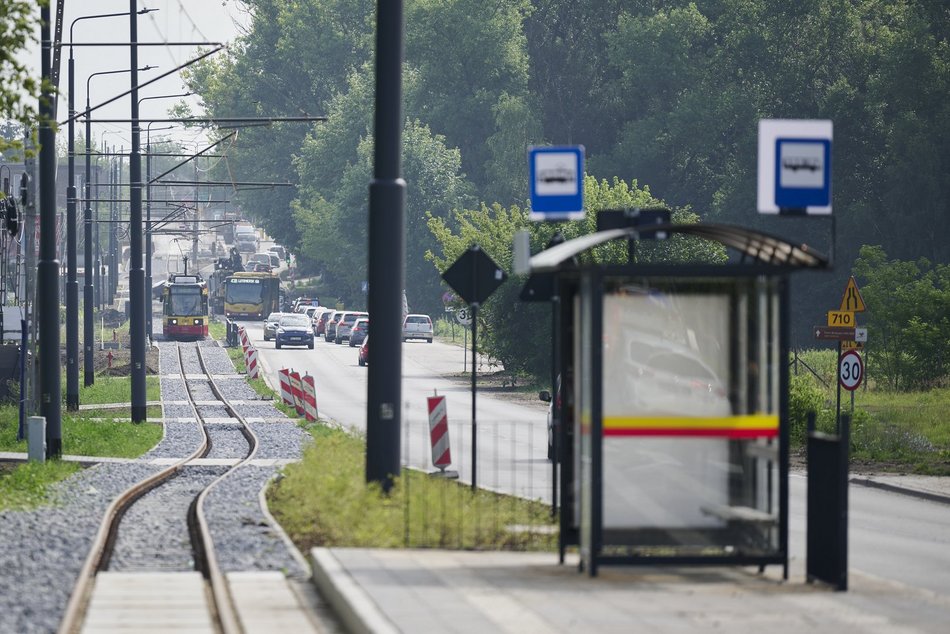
left=170, top=288, right=203, bottom=316
left=226, top=279, right=263, bottom=304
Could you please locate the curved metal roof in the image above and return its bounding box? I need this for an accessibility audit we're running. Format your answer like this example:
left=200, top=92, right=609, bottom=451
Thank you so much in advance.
left=529, top=223, right=829, bottom=272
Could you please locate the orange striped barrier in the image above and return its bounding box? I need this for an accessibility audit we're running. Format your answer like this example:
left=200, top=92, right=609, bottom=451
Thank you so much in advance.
left=427, top=395, right=452, bottom=469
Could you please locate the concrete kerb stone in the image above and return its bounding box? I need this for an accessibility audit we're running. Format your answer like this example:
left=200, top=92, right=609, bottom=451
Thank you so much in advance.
left=850, top=477, right=950, bottom=506
left=309, top=548, right=399, bottom=634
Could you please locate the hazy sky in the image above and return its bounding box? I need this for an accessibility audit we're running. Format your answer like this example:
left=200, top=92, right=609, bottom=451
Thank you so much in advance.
left=26, top=1, right=251, bottom=149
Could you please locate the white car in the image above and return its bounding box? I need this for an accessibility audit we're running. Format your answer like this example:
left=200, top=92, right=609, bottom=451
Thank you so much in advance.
left=402, top=314, right=433, bottom=343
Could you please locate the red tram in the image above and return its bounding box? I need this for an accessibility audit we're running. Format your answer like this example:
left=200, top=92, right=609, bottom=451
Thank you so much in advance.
left=161, top=274, right=209, bottom=340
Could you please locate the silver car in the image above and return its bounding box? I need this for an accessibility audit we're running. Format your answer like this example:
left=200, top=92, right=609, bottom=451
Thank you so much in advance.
left=263, top=312, right=285, bottom=341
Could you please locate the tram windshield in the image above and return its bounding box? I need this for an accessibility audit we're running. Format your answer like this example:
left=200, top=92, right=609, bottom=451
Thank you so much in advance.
left=169, top=288, right=203, bottom=316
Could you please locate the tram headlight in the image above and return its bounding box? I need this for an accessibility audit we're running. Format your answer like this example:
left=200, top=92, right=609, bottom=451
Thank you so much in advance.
left=194, top=319, right=202, bottom=325
left=170, top=319, right=178, bottom=325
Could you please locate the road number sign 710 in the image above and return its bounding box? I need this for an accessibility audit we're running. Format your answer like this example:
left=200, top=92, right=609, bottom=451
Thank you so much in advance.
left=827, top=311, right=854, bottom=327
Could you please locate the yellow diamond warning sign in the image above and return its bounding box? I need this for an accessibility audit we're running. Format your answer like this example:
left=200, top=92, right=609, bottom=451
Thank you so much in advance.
left=839, top=276, right=866, bottom=312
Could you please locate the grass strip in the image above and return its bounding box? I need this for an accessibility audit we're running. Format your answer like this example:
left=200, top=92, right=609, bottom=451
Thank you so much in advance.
left=269, top=423, right=557, bottom=552
left=0, top=461, right=81, bottom=511
left=79, top=375, right=161, bottom=405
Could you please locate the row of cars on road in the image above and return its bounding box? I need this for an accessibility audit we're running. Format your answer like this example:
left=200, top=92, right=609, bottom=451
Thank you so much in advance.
left=262, top=300, right=434, bottom=367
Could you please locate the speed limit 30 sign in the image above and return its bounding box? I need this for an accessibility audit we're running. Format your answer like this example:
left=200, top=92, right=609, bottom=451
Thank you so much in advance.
left=839, top=349, right=864, bottom=391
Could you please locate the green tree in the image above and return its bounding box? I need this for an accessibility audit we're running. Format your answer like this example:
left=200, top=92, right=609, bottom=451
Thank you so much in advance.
left=853, top=245, right=950, bottom=390
left=427, top=176, right=727, bottom=377
left=0, top=1, right=43, bottom=155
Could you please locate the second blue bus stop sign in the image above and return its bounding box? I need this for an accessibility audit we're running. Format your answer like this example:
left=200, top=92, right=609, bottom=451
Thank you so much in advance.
left=528, top=145, right=585, bottom=221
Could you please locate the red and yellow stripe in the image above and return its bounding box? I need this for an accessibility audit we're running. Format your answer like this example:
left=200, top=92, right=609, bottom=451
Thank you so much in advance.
left=603, top=414, right=778, bottom=438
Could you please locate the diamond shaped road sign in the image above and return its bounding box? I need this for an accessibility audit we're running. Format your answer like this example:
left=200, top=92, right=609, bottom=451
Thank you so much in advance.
left=442, top=245, right=507, bottom=306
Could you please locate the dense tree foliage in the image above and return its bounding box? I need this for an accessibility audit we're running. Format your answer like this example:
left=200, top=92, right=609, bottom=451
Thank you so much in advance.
left=0, top=1, right=43, bottom=156
left=186, top=0, right=950, bottom=378
left=853, top=245, right=950, bottom=390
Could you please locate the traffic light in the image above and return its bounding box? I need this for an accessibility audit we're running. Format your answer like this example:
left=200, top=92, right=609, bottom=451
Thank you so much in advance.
left=2, top=197, right=18, bottom=237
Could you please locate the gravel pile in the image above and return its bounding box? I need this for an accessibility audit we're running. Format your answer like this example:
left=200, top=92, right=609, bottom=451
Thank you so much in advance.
left=0, top=340, right=312, bottom=633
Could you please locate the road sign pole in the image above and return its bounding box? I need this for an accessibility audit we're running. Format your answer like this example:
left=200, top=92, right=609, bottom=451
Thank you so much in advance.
left=836, top=341, right=842, bottom=434
left=471, top=301, right=477, bottom=492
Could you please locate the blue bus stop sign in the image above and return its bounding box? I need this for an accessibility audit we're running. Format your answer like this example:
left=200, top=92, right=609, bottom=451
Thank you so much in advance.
left=529, top=145, right=585, bottom=221
left=758, top=120, right=832, bottom=215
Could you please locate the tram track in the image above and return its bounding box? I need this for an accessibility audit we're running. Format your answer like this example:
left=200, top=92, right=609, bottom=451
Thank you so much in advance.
left=59, top=342, right=260, bottom=634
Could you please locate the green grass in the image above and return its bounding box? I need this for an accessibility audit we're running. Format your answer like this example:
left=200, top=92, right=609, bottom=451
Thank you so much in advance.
left=0, top=461, right=81, bottom=511
left=269, top=423, right=557, bottom=551
left=79, top=375, right=161, bottom=404
left=790, top=353, right=950, bottom=474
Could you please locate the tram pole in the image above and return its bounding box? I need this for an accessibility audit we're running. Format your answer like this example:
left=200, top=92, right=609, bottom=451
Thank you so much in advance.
left=129, top=3, right=147, bottom=422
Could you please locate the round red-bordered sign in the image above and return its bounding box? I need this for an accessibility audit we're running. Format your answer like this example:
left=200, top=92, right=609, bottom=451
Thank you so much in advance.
left=839, top=349, right=864, bottom=391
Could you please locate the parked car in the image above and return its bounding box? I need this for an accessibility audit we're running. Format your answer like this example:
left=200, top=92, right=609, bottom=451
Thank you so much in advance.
left=263, top=312, right=286, bottom=341
left=312, top=308, right=334, bottom=336
left=349, top=318, right=369, bottom=346
left=358, top=336, right=369, bottom=366
left=402, top=314, right=433, bottom=343
left=275, top=314, right=315, bottom=349
left=336, top=311, right=369, bottom=344
left=324, top=311, right=342, bottom=342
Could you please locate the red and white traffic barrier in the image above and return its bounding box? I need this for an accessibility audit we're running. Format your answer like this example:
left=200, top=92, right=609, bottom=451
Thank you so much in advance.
left=427, top=394, right=452, bottom=470
left=278, top=368, right=294, bottom=406
left=238, top=326, right=250, bottom=350
left=301, top=373, right=318, bottom=422
left=289, top=370, right=304, bottom=415
left=245, top=347, right=260, bottom=379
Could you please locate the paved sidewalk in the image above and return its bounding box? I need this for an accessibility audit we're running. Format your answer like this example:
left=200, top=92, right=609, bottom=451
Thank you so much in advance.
left=310, top=476, right=950, bottom=634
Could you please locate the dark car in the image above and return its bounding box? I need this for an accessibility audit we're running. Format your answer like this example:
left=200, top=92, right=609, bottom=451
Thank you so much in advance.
left=349, top=318, right=369, bottom=346
left=275, top=314, right=314, bottom=349
left=358, top=336, right=369, bottom=366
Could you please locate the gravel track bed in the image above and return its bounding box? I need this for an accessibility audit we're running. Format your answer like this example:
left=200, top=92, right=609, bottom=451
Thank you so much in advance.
left=109, top=465, right=228, bottom=572
left=178, top=346, right=203, bottom=374
left=205, top=465, right=308, bottom=578
left=238, top=402, right=285, bottom=419
left=198, top=404, right=231, bottom=419
left=198, top=346, right=238, bottom=373
left=206, top=425, right=251, bottom=460
left=142, top=421, right=204, bottom=460
left=185, top=379, right=217, bottom=402
left=157, top=342, right=182, bottom=374
left=160, top=377, right=189, bottom=401
left=162, top=404, right=197, bottom=419
left=0, top=463, right=161, bottom=634
left=215, top=377, right=266, bottom=401
left=251, top=421, right=312, bottom=459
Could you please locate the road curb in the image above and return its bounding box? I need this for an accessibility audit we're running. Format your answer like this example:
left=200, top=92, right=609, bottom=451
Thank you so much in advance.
left=850, top=477, right=950, bottom=505
left=309, top=548, right=398, bottom=634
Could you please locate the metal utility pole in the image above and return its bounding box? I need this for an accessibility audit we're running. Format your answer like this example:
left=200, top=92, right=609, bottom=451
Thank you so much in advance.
left=366, top=0, right=406, bottom=490
left=128, top=2, right=147, bottom=422
left=65, top=45, right=79, bottom=409
left=39, top=5, right=62, bottom=457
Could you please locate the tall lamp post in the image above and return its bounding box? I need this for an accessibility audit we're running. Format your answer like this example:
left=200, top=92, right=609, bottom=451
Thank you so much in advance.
left=83, top=67, right=153, bottom=387
left=140, top=92, right=190, bottom=338
left=129, top=3, right=148, bottom=423
left=68, top=7, right=155, bottom=404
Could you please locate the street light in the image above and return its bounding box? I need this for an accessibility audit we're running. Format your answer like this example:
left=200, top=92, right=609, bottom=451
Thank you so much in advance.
left=140, top=91, right=191, bottom=338
left=82, top=66, right=155, bottom=388
left=68, top=6, right=157, bottom=402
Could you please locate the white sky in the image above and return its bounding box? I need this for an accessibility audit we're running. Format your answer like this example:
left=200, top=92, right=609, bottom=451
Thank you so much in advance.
left=23, top=1, right=250, bottom=150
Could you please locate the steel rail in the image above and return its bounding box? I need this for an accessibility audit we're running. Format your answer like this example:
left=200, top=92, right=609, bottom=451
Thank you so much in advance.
left=191, top=343, right=261, bottom=634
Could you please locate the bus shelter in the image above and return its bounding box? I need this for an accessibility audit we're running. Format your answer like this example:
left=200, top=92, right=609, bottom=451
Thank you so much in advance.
left=530, top=222, right=828, bottom=577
